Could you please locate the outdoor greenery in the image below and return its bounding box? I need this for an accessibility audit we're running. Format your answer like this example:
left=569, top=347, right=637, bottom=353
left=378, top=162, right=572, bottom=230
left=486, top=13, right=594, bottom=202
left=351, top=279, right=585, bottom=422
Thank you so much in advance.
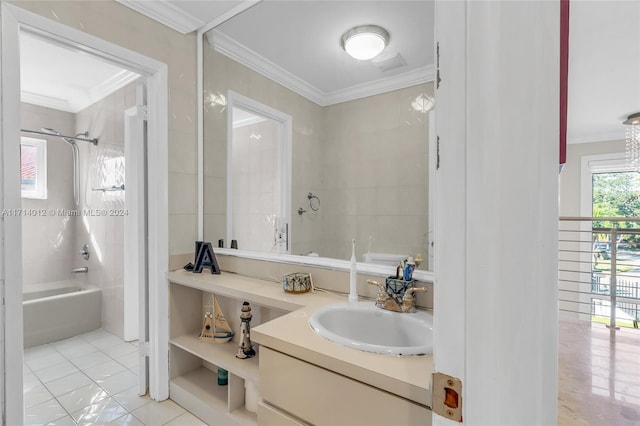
left=591, top=315, right=637, bottom=329
left=593, top=259, right=633, bottom=273
left=592, top=172, right=640, bottom=248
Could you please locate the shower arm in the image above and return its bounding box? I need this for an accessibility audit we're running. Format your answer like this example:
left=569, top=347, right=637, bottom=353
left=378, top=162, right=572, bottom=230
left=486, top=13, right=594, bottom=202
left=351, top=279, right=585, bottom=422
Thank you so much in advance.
left=21, top=129, right=98, bottom=145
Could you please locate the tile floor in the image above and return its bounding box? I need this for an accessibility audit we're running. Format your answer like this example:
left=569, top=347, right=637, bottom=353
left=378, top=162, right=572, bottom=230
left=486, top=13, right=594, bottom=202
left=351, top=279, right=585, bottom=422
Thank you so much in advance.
left=26, top=321, right=639, bottom=425
left=558, top=320, right=640, bottom=426
left=23, top=329, right=206, bottom=426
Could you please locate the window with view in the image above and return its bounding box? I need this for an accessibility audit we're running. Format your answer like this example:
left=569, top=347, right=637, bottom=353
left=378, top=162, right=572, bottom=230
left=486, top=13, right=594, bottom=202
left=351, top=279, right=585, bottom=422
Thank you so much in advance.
left=20, top=137, right=47, bottom=199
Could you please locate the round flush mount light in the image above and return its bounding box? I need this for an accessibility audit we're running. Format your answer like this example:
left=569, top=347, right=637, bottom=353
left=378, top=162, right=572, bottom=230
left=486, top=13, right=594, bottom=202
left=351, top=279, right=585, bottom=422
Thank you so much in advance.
left=341, top=25, right=390, bottom=61
left=623, top=112, right=640, bottom=125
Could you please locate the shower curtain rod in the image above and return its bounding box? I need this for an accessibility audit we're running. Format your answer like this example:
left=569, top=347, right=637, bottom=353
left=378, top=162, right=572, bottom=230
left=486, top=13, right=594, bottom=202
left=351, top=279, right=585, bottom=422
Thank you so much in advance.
left=20, top=128, right=98, bottom=145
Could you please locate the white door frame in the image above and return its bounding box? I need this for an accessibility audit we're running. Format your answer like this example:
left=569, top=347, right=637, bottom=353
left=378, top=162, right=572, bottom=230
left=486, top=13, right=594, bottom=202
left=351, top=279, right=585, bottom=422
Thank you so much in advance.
left=0, top=4, right=169, bottom=423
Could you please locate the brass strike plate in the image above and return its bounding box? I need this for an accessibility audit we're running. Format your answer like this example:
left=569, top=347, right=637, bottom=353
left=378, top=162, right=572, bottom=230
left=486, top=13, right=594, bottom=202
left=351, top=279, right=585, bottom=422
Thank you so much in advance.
left=432, top=371, right=463, bottom=422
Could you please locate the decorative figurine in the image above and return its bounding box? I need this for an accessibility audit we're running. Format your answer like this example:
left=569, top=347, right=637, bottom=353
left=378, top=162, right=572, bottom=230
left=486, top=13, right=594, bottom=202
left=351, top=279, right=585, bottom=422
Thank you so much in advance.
left=236, top=301, right=256, bottom=359
left=198, top=296, right=234, bottom=343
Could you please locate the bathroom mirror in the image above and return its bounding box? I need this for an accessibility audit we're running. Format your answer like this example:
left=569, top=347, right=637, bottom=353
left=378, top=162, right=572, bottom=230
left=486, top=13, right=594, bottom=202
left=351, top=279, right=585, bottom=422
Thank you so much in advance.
left=201, top=0, right=435, bottom=273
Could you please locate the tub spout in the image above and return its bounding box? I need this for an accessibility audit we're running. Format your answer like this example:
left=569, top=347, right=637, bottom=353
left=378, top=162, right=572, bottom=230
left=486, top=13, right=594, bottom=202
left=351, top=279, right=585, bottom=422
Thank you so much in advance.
left=72, top=267, right=88, bottom=273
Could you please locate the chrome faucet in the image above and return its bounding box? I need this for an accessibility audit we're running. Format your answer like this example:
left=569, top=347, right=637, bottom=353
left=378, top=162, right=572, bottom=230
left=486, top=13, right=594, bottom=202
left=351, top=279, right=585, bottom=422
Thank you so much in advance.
left=367, top=280, right=426, bottom=313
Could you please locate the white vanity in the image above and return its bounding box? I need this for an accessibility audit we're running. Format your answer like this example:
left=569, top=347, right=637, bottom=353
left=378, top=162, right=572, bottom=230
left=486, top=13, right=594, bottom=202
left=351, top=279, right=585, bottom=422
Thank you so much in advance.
left=168, top=269, right=432, bottom=426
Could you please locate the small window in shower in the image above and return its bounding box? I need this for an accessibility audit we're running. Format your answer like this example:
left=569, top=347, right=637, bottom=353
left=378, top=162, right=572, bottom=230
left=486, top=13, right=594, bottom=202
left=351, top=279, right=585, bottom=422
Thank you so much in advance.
left=20, top=137, right=47, bottom=199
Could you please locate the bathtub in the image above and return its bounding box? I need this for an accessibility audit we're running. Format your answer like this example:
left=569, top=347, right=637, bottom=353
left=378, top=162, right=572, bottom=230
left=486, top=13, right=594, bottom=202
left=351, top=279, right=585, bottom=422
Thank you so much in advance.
left=23, top=281, right=101, bottom=348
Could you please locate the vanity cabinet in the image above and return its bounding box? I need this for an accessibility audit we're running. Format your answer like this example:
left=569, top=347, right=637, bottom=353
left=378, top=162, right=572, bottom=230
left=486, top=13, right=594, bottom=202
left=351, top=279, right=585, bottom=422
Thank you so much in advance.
left=168, top=270, right=433, bottom=426
left=259, top=347, right=431, bottom=426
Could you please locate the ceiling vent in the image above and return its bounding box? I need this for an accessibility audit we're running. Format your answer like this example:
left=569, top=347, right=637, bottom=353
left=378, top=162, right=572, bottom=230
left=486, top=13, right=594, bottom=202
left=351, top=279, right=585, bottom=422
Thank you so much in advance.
left=373, top=53, right=407, bottom=73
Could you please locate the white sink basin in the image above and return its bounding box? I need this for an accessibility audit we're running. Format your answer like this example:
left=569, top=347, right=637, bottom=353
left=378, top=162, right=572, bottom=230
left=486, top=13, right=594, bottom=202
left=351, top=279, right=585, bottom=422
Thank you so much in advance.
left=308, top=302, right=433, bottom=356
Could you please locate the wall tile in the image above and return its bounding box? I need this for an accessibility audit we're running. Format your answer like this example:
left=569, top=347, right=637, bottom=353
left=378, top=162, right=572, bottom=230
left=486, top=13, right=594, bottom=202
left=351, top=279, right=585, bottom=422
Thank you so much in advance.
left=169, top=214, right=198, bottom=256
left=168, top=172, right=197, bottom=215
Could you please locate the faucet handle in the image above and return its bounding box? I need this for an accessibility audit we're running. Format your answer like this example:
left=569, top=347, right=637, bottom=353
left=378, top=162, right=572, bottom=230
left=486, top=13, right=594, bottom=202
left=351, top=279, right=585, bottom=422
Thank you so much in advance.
left=401, top=287, right=426, bottom=313
left=367, top=280, right=402, bottom=312
left=367, top=280, right=385, bottom=291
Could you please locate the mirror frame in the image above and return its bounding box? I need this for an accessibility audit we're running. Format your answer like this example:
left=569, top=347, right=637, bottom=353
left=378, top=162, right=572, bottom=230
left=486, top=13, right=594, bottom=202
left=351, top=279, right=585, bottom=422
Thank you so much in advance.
left=195, top=12, right=435, bottom=283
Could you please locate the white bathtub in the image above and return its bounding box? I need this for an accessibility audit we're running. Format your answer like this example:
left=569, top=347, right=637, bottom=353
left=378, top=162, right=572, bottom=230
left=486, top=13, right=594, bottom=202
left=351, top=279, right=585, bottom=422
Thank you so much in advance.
left=23, top=281, right=101, bottom=348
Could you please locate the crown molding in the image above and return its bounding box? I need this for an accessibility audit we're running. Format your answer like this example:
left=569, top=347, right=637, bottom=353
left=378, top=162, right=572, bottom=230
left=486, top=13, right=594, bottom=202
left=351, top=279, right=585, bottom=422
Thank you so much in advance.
left=115, top=0, right=203, bottom=34
left=22, top=70, right=140, bottom=113
left=324, top=65, right=435, bottom=105
left=21, top=91, right=75, bottom=113
left=208, top=30, right=326, bottom=105
left=89, top=70, right=140, bottom=107
left=208, top=30, right=434, bottom=107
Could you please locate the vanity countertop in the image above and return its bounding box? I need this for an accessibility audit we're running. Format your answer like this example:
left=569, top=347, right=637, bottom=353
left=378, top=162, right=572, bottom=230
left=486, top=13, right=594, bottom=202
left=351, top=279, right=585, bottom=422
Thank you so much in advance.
left=167, top=269, right=432, bottom=408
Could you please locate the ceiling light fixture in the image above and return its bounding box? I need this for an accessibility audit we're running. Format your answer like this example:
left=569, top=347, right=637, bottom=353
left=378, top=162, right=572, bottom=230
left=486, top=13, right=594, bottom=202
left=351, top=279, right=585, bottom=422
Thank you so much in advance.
left=341, top=25, right=390, bottom=61
left=623, top=112, right=640, bottom=170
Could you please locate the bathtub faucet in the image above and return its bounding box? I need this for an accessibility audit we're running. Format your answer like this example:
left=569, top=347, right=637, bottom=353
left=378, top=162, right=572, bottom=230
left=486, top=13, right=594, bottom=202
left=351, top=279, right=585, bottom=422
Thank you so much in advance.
left=72, top=267, right=88, bottom=273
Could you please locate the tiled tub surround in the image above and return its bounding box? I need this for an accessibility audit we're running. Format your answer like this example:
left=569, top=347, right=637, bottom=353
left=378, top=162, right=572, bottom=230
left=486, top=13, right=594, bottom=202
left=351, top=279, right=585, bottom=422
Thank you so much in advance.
left=168, top=268, right=432, bottom=424
left=21, top=80, right=137, bottom=342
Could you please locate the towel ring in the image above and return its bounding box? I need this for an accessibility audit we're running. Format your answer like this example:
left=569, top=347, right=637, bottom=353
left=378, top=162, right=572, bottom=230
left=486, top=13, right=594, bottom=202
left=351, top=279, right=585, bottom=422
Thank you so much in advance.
left=308, top=192, right=320, bottom=211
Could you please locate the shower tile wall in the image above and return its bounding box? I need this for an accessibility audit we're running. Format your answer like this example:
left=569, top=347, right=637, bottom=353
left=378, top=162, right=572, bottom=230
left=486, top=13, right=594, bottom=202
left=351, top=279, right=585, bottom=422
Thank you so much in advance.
left=21, top=103, right=78, bottom=287
left=75, top=82, right=138, bottom=339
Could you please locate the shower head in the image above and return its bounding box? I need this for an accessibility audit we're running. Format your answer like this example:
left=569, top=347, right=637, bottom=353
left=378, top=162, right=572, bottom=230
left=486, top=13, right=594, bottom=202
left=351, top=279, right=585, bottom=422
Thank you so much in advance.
left=41, top=127, right=75, bottom=145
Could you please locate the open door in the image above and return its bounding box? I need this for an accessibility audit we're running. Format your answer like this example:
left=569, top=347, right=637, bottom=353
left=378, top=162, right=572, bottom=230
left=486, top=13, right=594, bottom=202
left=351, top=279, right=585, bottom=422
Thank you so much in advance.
left=124, top=83, right=149, bottom=395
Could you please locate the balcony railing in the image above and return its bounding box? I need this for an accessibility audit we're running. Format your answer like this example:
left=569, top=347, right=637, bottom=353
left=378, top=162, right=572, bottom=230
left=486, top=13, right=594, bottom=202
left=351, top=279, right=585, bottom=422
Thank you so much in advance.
left=559, top=217, right=640, bottom=330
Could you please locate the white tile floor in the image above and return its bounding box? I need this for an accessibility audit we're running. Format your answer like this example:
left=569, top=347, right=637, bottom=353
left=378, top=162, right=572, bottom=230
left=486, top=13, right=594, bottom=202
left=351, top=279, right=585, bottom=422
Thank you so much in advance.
left=23, top=329, right=206, bottom=426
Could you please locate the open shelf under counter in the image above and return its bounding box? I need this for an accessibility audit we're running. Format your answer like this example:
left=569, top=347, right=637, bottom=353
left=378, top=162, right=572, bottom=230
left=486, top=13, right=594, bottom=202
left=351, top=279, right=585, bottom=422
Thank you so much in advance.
left=170, top=332, right=259, bottom=383
left=170, top=366, right=257, bottom=426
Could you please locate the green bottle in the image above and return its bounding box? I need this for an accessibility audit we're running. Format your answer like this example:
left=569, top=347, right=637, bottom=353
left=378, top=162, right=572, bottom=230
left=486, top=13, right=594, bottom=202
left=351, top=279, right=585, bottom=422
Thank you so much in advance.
left=217, top=367, right=228, bottom=386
